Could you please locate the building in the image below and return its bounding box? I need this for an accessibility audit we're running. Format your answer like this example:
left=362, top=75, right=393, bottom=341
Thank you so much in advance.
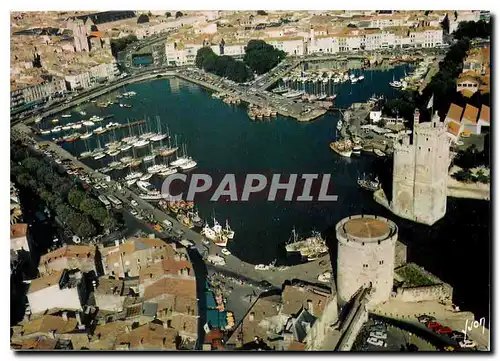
left=93, top=277, right=126, bottom=312
left=227, top=283, right=330, bottom=350
left=99, top=238, right=176, bottom=279
left=38, top=245, right=97, bottom=276
left=11, top=78, right=67, bottom=111
left=64, top=62, right=118, bottom=91
left=457, top=72, right=481, bottom=97
left=477, top=104, right=490, bottom=133
left=11, top=223, right=30, bottom=253
left=461, top=104, right=480, bottom=134
left=67, top=19, right=90, bottom=52
left=114, top=322, right=178, bottom=350
left=445, top=103, right=464, bottom=143
left=266, top=37, right=305, bottom=56
left=27, top=269, right=90, bottom=315
left=390, top=110, right=450, bottom=225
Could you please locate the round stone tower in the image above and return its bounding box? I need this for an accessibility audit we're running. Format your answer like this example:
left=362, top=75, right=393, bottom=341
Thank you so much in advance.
left=335, top=215, right=398, bottom=306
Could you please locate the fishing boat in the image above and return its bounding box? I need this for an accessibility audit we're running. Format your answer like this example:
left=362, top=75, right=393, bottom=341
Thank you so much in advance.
left=337, top=120, right=343, bottom=131
left=352, top=144, right=363, bottom=155
left=61, top=114, right=71, bottom=118
left=41, top=129, right=51, bottom=135
left=357, top=173, right=381, bottom=191
left=223, top=220, right=235, bottom=239
left=357, top=74, right=365, bottom=81
left=329, top=139, right=353, bottom=158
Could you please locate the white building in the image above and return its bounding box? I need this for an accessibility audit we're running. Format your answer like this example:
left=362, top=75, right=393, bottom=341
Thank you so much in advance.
left=27, top=269, right=89, bottom=315
left=266, top=37, right=305, bottom=56
left=64, top=62, right=118, bottom=90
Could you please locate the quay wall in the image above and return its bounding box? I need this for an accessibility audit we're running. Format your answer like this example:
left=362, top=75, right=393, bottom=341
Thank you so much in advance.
left=394, top=284, right=453, bottom=304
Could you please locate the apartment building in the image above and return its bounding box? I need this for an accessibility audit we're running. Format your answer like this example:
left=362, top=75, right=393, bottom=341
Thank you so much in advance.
left=10, top=78, right=66, bottom=110
left=38, top=245, right=97, bottom=276
left=27, top=269, right=90, bottom=315
left=64, top=62, right=119, bottom=90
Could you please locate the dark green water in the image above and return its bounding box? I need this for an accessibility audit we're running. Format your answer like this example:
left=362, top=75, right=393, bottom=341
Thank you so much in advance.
left=38, top=66, right=490, bottom=321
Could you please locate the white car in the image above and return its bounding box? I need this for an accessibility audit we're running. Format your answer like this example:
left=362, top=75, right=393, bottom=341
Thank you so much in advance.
left=459, top=339, right=477, bottom=349
left=367, top=337, right=387, bottom=347
left=255, top=264, right=270, bottom=271
left=221, top=248, right=231, bottom=256
left=131, top=200, right=138, bottom=206
left=369, top=331, right=387, bottom=340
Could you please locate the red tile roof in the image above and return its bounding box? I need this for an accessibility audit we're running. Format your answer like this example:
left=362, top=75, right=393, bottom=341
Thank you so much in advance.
left=446, top=103, right=463, bottom=123
left=10, top=223, right=28, bottom=239
left=479, top=105, right=490, bottom=123
left=447, top=120, right=462, bottom=137
left=462, top=104, right=479, bottom=124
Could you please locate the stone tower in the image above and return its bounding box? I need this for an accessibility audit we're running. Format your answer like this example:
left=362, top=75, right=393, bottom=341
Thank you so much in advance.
left=391, top=109, right=450, bottom=226
left=336, top=215, right=397, bottom=307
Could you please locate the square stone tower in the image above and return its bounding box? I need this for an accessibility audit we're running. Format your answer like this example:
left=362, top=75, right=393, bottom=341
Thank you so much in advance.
left=391, top=109, right=450, bottom=226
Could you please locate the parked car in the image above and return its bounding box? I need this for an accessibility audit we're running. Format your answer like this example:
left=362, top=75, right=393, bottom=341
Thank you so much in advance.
left=131, top=200, right=138, bottom=206
left=221, top=248, right=231, bottom=256
left=450, top=331, right=466, bottom=341
left=426, top=322, right=442, bottom=329
left=459, top=339, right=477, bottom=349
left=442, top=346, right=455, bottom=352
left=369, top=331, right=387, bottom=340
left=366, top=337, right=387, bottom=347
left=435, top=326, right=453, bottom=334
left=418, top=315, right=436, bottom=324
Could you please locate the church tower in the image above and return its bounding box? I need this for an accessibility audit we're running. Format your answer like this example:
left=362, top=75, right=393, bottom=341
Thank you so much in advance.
left=391, top=109, right=450, bottom=225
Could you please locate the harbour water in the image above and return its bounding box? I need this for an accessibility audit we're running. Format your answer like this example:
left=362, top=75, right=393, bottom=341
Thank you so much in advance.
left=36, top=65, right=489, bottom=321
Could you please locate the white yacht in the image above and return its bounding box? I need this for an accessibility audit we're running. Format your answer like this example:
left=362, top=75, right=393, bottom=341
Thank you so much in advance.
left=147, top=164, right=168, bottom=174
left=140, top=173, right=153, bottom=181
left=159, top=167, right=178, bottom=176
left=93, top=152, right=106, bottom=160
left=120, top=143, right=132, bottom=151
left=179, top=159, right=197, bottom=170
left=72, top=123, right=82, bottom=130
left=125, top=172, right=143, bottom=180
left=133, top=139, right=150, bottom=148
left=80, top=132, right=92, bottom=139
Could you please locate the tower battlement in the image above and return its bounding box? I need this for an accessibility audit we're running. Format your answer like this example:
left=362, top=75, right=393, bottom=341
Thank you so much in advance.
left=390, top=109, right=449, bottom=226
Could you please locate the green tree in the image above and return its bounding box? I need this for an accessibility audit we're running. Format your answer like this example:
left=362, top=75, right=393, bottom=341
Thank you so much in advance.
left=165, top=12, right=171, bottom=18
left=68, top=189, right=86, bottom=209
left=137, top=14, right=149, bottom=24
left=175, top=11, right=183, bottom=19
left=103, top=216, right=117, bottom=231
left=256, top=10, right=267, bottom=15
left=244, top=40, right=286, bottom=75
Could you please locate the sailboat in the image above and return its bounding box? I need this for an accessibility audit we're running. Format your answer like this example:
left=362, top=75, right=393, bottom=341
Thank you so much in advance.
left=169, top=142, right=189, bottom=167
left=159, top=131, right=179, bottom=157
left=143, top=143, right=156, bottom=162
left=93, top=137, right=106, bottom=160
left=80, top=139, right=93, bottom=158
left=150, top=116, right=168, bottom=142
left=133, top=123, right=150, bottom=148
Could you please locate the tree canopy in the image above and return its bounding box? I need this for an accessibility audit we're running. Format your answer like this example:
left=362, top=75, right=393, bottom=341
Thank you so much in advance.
left=454, top=20, right=491, bottom=40
left=195, top=47, right=253, bottom=83
left=175, top=11, right=183, bottom=19
left=243, top=40, right=286, bottom=75
left=137, top=14, right=149, bottom=24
